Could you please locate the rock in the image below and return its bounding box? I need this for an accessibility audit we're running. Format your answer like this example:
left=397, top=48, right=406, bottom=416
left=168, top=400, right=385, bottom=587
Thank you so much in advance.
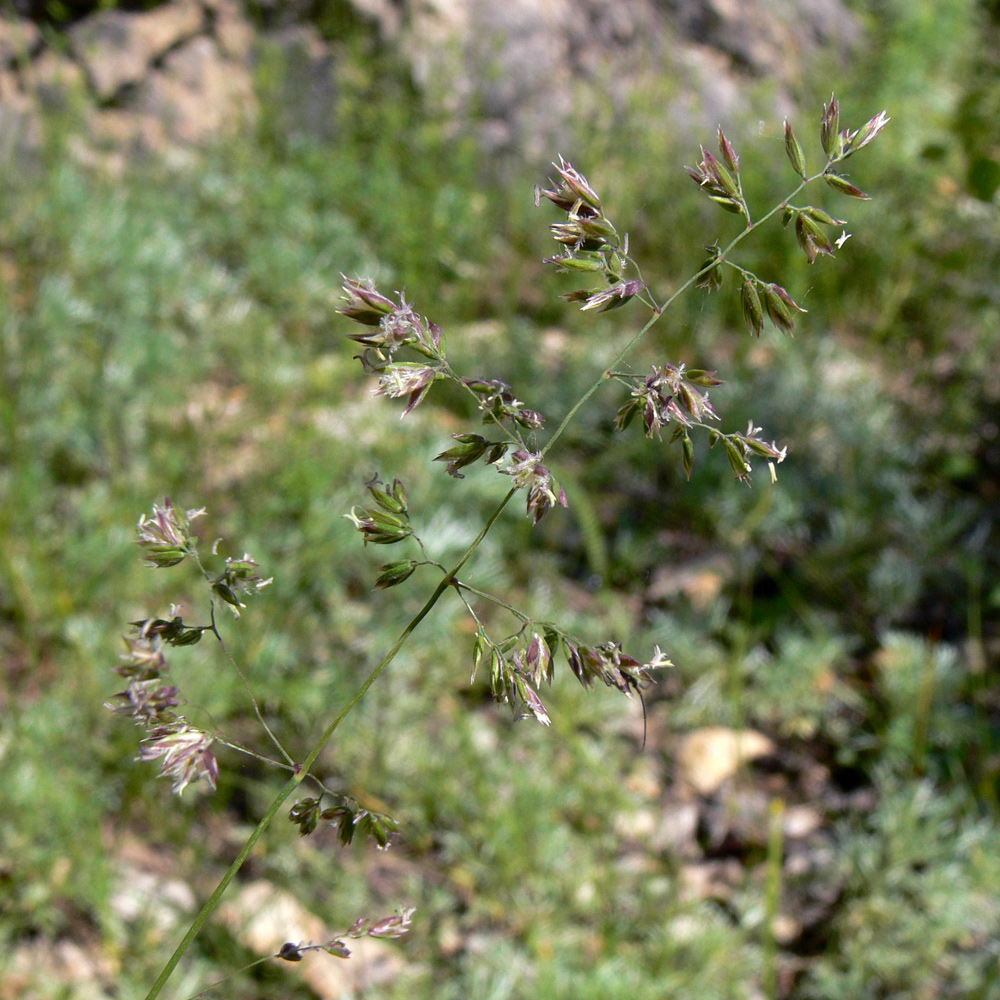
left=647, top=557, right=730, bottom=608
left=141, top=36, right=255, bottom=144
left=218, top=881, right=408, bottom=1000
left=437, top=915, right=464, bottom=956
left=660, top=0, right=859, bottom=76
left=625, top=756, right=664, bottom=799
left=702, top=785, right=773, bottom=850
left=650, top=799, right=700, bottom=857
left=68, top=134, right=127, bottom=176
left=220, top=880, right=328, bottom=953
left=679, top=858, right=744, bottom=902
left=666, top=912, right=711, bottom=942
left=3, top=939, right=116, bottom=1000
left=110, top=861, right=197, bottom=935
left=1, top=0, right=864, bottom=168
left=614, top=850, right=661, bottom=876
left=402, top=0, right=579, bottom=157
left=262, top=25, right=337, bottom=143
left=206, top=0, right=256, bottom=61
left=348, top=0, right=404, bottom=38
left=0, top=66, right=22, bottom=102
left=782, top=803, right=823, bottom=840
left=91, top=107, right=168, bottom=155
left=397, top=0, right=859, bottom=158
left=614, top=806, right=659, bottom=840
left=677, top=727, right=775, bottom=796
left=70, top=0, right=204, bottom=101
left=28, top=49, right=86, bottom=110
left=0, top=82, right=41, bottom=164
left=782, top=840, right=844, bottom=938
left=771, top=912, right=802, bottom=945
left=0, top=16, right=40, bottom=65
left=0, top=0, right=260, bottom=164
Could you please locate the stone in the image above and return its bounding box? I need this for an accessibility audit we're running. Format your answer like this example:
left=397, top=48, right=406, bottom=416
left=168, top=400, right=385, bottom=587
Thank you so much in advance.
left=402, top=0, right=577, bottom=157
left=660, top=0, right=859, bottom=75
left=647, top=557, right=729, bottom=608
left=348, top=0, right=404, bottom=38
left=395, top=0, right=859, bottom=158
left=0, top=87, right=41, bottom=165
left=679, top=858, right=744, bottom=902
left=0, top=16, right=40, bottom=65
left=614, top=806, right=659, bottom=840
left=3, top=939, right=115, bottom=1000
left=110, top=861, right=197, bottom=933
left=207, top=0, right=256, bottom=61
left=2, top=0, right=864, bottom=167
left=677, top=727, right=775, bottom=796
left=0, top=66, right=22, bottom=102
left=650, top=800, right=700, bottom=856
left=91, top=108, right=169, bottom=156
left=771, top=913, right=802, bottom=944
left=783, top=803, right=823, bottom=839
left=218, top=881, right=408, bottom=1000
left=140, top=36, right=255, bottom=145
left=27, top=49, right=86, bottom=111
left=70, top=0, right=204, bottom=101
left=262, top=25, right=337, bottom=142
left=701, top=784, right=773, bottom=850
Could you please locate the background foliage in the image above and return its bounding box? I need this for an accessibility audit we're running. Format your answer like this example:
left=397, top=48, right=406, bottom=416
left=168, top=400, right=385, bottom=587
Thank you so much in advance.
left=2, top=0, right=999, bottom=996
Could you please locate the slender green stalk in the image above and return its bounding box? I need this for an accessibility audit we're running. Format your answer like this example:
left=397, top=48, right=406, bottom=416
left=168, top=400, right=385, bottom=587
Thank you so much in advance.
left=763, top=797, right=785, bottom=1000
left=298, top=488, right=517, bottom=776
left=453, top=581, right=532, bottom=623
left=147, top=166, right=829, bottom=998
left=913, top=646, right=937, bottom=778
left=143, top=770, right=300, bottom=1000
left=144, top=489, right=517, bottom=999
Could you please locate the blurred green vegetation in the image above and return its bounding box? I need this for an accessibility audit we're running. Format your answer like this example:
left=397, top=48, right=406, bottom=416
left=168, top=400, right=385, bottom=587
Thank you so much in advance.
left=2, top=0, right=1000, bottom=996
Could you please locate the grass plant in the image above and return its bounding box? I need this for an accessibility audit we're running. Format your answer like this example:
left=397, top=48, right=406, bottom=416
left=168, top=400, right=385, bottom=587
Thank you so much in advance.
left=3, top=10, right=1000, bottom=995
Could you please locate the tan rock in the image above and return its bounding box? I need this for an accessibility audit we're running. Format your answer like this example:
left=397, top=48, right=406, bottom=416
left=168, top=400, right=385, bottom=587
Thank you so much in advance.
left=702, top=785, right=772, bottom=848
left=220, top=880, right=328, bottom=951
left=0, top=95, right=41, bottom=164
left=109, top=861, right=197, bottom=934
left=349, top=0, right=405, bottom=38
left=218, top=881, right=408, bottom=1000
left=209, top=0, right=256, bottom=61
left=613, top=807, right=658, bottom=840
left=677, top=727, right=775, bottom=796
left=782, top=803, right=823, bottom=840
left=647, top=558, right=729, bottom=608
left=141, top=36, right=255, bottom=144
left=70, top=0, right=204, bottom=100
left=27, top=50, right=87, bottom=110
left=91, top=108, right=168, bottom=154
left=395, top=0, right=858, bottom=157
left=771, top=913, right=802, bottom=945
left=71, top=136, right=134, bottom=177
left=679, top=858, right=744, bottom=902
left=162, top=34, right=222, bottom=89
left=0, top=67, right=22, bottom=101
left=3, top=938, right=116, bottom=1000
left=0, top=17, right=40, bottom=65
left=649, top=800, right=700, bottom=856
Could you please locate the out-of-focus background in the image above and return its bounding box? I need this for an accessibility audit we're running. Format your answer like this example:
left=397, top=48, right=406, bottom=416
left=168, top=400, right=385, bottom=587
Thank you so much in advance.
left=2, top=1, right=999, bottom=997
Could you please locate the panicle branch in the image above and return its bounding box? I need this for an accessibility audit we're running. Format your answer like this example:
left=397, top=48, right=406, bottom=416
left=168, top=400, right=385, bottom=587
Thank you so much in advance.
left=276, top=907, right=415, bottom=963
left=132, top=92, right=888, bottom=999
